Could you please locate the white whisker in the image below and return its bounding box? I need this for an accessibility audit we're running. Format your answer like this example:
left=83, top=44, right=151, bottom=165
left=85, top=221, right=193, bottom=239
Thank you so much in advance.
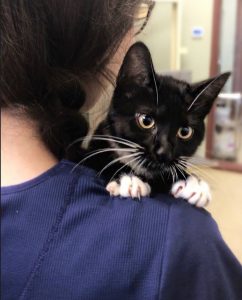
left=176, top=162, right=189, bottom=179
left=98, top=152, right=141, bottom=176
left=68, top=135, right=143, bottom=150
left=179, top=158, right=216, bottom=183
left=168, top=166, right=175, bottom=183
left=91, top=134, right=143, bottom=149
left=108, top=155, right=141, bottom=183
left=172, top=166, right=177, bottom=182
left=180, top=155, right=212, bottom=166
left=129, top=157, right=143, bottom=177
left=71, top=148, right=137, bottom=172
left=136, top=158, right=147, bottom=174
left=172, top=165, right=179, bottom=181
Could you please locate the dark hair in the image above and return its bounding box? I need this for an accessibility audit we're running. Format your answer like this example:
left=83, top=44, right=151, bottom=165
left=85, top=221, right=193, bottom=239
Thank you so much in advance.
left=0, top=0, right=149, bottom=159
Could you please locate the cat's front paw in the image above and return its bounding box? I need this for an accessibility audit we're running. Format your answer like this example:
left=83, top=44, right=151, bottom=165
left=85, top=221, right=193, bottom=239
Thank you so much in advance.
left=106, top=175, right=151, bottom=199
left=170, top=176, right=211, bottom=207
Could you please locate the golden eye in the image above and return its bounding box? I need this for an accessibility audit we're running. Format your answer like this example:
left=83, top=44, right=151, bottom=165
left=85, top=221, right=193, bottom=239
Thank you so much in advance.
left=136, top=113, right=155, bottom=129
left=177, top=127, right=194, bottom=140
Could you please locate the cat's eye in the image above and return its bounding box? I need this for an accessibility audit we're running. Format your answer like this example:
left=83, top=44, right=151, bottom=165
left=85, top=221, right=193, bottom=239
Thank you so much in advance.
left=177, top=127, right=194, bottom=140
left=136, top=113, right=155, bottom=129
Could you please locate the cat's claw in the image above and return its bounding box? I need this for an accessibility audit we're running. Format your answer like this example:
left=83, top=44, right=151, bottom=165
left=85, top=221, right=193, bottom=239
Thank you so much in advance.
left=171, top=176, right=211, bottom=207
left=106, top=175, right=151, bottom=199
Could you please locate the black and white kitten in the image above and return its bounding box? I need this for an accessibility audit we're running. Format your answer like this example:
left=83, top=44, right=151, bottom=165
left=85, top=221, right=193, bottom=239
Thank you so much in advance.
left=84, top=42, right=230, bottom=207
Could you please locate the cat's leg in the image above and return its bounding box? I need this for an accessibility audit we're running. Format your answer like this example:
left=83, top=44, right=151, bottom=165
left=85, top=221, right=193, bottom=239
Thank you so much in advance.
left=170, top=176, right=211, bottom=207
left=106, top=175, right=151, bottom=199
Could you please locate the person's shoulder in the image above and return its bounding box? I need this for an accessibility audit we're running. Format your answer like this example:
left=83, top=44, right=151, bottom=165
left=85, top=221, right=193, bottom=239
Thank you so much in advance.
left=59, top=159, right=97, bottom=179
left=60, top=162, right=218, bottom=235
left=157, top=196, right=242, bottom=299
left=166, top=196, right=219, bottom=238
left=65, top=164, right=222, bottom=249
left=56, top=162, right=231, bottom=251
left=162, top=195, right=228, bottom=259
left=66, top=161, right=215, bottom=232
left=56, top=159, right=103, bottom=193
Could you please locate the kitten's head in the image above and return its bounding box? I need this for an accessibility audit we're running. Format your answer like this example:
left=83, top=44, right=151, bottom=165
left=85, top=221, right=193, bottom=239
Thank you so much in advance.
left=107, top=42, right=230, bottom=178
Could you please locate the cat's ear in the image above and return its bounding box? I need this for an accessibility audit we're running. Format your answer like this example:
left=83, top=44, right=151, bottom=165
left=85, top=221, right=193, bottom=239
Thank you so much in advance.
left=188, top=72, right=231, bottom=118
left=116, top=42, right=154, bottom=87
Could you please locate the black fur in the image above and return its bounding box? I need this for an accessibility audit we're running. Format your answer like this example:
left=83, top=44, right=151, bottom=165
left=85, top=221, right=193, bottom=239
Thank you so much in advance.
left=85, top=42, right=230, bottom=193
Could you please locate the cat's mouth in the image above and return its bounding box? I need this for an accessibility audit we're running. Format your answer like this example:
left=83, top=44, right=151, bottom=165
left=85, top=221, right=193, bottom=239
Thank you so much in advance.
left=123, top=150, right=178, bottom=178
left=107, top=138, right=185, bottom=181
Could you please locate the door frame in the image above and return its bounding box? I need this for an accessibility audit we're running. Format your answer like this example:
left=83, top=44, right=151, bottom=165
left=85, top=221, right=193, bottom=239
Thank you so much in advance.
left=206, top=0, right=242, bottom=172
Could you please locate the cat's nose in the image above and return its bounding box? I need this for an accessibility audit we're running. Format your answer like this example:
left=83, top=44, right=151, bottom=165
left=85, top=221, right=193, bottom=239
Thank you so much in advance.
left=156, top=146, right=165, bottom=155
left=155, top=145, right=172, bottom=162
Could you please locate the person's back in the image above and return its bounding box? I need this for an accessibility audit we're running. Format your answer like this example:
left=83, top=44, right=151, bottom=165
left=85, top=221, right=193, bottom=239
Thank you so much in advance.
left=2, top=160, right=242, bottom=300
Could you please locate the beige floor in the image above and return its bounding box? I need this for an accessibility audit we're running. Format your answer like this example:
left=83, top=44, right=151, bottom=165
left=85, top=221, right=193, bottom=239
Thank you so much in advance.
left=203, top=168, right=242, bottom=263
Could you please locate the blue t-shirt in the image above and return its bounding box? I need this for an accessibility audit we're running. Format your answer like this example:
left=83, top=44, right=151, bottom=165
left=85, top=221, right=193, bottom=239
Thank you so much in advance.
left=1, top=160, right=242, bottom=300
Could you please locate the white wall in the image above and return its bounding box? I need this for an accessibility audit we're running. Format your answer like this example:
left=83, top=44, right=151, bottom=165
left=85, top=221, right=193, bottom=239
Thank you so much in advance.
left=138, top=3, right=173, bottom=72
left=138, top=0, right=214, bottom=83
left=180, top=0, right=213, bottom=82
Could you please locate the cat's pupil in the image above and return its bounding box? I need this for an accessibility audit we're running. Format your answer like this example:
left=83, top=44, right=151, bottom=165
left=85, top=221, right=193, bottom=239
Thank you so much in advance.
left=143, top=115, right=153, bottom=126
left=180, top=127, right=190, bottom=136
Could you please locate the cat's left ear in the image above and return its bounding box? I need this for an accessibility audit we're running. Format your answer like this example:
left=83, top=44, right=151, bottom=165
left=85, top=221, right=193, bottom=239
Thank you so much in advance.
left=188, top=72, right=231, bottom=118
left=116, top=42, right=154, bottom=87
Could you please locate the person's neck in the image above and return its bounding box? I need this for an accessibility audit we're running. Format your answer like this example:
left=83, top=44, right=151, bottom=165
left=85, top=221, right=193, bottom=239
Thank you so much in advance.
left=1, top=109, right=58, bottom=187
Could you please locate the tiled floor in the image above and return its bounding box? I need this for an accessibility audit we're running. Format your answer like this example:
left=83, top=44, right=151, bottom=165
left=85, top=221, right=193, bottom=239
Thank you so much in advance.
left=203, top=168, right=242, bottom=263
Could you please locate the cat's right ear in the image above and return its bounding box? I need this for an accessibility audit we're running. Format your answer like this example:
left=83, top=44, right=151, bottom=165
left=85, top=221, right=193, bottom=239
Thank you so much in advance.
left=116, top=42, right=154, bottom=87
left=188, top=72, right=231, bottom=118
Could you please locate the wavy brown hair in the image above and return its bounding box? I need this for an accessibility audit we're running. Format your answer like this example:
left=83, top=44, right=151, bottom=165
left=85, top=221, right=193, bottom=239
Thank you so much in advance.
left=0, top=0, right=152, bottom=159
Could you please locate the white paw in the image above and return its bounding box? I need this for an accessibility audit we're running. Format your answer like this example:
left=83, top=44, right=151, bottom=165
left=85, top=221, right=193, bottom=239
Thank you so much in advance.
left=171, top=176, right=211, bottom=207
left=106, top=175, right=151, bottom=199
left=106, top=181, right=120, bottom=196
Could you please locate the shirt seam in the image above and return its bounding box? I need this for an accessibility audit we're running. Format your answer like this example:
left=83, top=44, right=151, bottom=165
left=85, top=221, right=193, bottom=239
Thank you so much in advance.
left=157, top=202, right=171, bottom=300
left=18, top=170, right=79, bottom=300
